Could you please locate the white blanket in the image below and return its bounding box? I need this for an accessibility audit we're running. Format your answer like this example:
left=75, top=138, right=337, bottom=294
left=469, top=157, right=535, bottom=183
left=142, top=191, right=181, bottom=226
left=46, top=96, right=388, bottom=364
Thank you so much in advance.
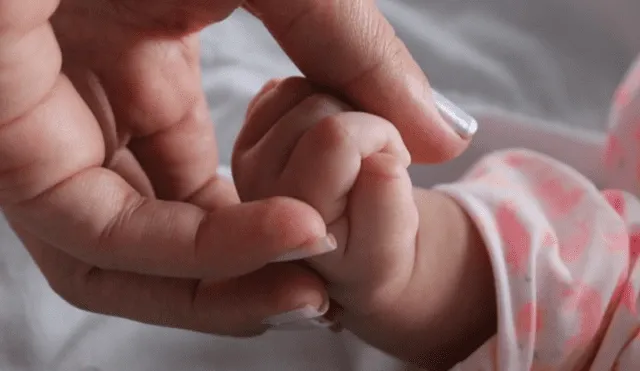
left=1, top=1, right=638, bottom=370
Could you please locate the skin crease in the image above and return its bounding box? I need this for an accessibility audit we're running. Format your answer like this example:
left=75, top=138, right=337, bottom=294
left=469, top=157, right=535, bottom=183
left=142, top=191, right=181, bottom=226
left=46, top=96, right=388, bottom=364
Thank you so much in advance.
left=0, top=0, right=469, bottom=340
left=352, top=189, right=497, bottom=370
left=235, top=78, right=497, bottom=369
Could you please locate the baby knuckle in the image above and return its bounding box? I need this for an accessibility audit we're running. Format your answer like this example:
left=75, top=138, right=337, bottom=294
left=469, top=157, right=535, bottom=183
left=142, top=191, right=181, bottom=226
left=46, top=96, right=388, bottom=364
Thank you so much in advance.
left=308, top=115, right=353, bottom=151
left=230, top=158, right=252, bottom=193
left=301, top=93, right=340, bottom=108
left=358, top=286, right=402, bottom=315
left=301, top=93, right=352, bottom=118
left=276, top=76, right=316, bottom=93
left=360, top=153, right=406, bottom=180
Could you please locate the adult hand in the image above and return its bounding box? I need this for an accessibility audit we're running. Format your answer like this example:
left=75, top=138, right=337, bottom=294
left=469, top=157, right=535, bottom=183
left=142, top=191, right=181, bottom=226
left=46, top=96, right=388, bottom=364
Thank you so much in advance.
left=0, top=0, right=469, bottom=335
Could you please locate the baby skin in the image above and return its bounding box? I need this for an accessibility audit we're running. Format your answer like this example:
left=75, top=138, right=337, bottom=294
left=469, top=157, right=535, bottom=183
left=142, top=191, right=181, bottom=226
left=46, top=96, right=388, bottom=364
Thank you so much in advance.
left=232, top=78, right=497, bottom=369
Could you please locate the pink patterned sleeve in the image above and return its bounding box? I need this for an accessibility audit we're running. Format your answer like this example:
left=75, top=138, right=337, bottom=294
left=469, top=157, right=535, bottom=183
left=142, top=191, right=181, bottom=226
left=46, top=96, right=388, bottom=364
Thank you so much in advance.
left=432, top=57, right=640, bottom=370
left=604, top=57, right=640, bottom=193
left=436, top=150, right=639, bottom=370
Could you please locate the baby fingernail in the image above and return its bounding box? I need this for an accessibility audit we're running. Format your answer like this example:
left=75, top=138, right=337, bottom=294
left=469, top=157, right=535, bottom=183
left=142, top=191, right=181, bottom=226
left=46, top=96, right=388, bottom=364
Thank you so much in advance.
left=432, top=89, right=478, bottom=139
left=262, top=305, right=334, bottom=330
left=273, top=234, right=337, bottom=263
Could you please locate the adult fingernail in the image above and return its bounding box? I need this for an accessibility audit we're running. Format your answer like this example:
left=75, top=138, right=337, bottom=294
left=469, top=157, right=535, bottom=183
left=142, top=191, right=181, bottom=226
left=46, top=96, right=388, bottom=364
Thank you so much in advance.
left=432, top=89, right=478, bottom=139
left=269, top=316, right=335, bottom=331
left=262, top=305, right=334, bottom=330
left=272, top=234, right=337, bottom=263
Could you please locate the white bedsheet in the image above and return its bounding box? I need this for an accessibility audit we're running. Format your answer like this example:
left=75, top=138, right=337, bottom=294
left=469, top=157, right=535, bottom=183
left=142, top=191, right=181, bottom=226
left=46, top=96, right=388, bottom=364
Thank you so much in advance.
left=0, top=1, right=638, bottom=370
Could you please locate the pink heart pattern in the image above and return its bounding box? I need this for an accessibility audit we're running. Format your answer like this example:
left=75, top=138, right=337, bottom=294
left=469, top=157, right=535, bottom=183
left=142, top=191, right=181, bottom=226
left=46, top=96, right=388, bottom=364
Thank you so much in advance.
left=451, top=56, right=640, bottom=370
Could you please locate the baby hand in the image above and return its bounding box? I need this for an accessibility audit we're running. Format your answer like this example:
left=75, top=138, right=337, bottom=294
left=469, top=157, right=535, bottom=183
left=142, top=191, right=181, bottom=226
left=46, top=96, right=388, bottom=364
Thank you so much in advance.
left=233, top=78, right=495, bottom=369
left=233, top=76, right=416, bottom=313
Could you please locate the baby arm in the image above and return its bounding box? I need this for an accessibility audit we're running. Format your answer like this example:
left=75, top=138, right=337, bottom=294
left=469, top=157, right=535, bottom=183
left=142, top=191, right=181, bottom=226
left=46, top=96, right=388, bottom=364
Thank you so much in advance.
left=439, top=149, right=640, bottom=370
left=232, top=77, right=496, bottom=368
left=233, top=76, right=640, bottom=370
left=446, top=55, right=640, bottom=370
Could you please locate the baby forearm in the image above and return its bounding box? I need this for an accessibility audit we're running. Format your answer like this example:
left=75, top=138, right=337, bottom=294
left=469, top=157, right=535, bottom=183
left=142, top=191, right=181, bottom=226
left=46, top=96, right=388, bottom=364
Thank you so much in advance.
left=407, top=188, right=497, bottom=369
left=338, top=188, right=496, bottom=369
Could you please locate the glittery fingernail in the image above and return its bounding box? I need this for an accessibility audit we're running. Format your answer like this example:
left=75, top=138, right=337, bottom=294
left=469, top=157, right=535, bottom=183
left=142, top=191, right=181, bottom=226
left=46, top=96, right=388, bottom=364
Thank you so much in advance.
left=432, top=89, right=479, bottom=139
left=262, top=305, right=334, bottom=330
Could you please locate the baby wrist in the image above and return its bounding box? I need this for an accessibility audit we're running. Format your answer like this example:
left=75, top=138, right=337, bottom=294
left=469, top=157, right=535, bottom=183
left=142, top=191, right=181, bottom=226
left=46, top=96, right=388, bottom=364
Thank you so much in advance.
left=409, top=189, right=497, bottom=369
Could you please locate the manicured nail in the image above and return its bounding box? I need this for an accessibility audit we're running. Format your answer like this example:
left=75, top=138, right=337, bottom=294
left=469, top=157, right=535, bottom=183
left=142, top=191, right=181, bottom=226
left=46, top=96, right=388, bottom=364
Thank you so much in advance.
left=262, top=305, right=334, bottom=330
left=272, top=234, right=338, bottom=263
left=269, top=316, right=335, bottom=331
left=432, top=89, right=478, bottom=139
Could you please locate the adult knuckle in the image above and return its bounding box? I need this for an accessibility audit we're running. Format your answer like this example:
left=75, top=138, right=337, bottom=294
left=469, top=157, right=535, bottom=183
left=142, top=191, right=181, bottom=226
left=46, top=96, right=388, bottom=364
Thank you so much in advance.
left=276, top=76, right=316, bottom=94
left=95, top=193, right=145, bottom=267
left=333, top=7, right=403, bottom=89
left=363, top=6, right=403, bottom=64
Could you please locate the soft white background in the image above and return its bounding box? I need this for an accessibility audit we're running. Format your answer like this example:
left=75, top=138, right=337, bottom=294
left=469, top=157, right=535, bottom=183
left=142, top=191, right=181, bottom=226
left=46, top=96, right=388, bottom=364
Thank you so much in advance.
left=0, top=0, right=638, bottom=370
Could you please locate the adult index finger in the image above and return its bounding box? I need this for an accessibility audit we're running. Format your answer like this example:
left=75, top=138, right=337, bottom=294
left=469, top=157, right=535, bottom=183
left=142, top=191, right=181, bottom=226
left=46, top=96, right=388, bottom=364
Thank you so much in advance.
left=247, top=0, right=472, bottom=163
